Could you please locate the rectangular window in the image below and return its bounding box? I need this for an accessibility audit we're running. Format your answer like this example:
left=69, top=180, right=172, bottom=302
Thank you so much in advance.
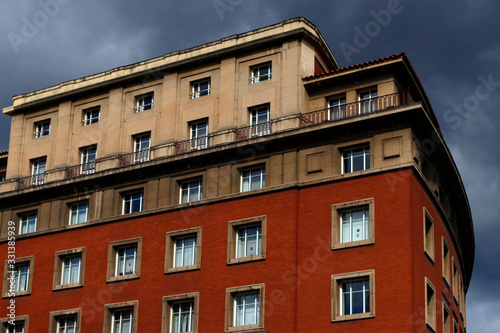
left=0, top=173, right=5, bottom=182
left=2, top=256, right=34, bottom=297
left=122, top=191, right=143, bottom=214
left=442, top=237, right=451, bottom=285
left=136, top=93, right=153, bottom=112
left=331, top=270, right=375, bottom=322
left=250, top=106, right=270, bottom=137
left=0, top=316, right=29, bottom=333
left=19, top=212, right=37, bottom=234
left=426, top=278, right=436, bottom=330
left=453, top=258, right=459, bottom=304
left=56, top=315, right=77, bottom=333
left=133, top=134, right=151, bottom=163
left=104, top=301, right=138, bottom=333
left=190, top=120, right=208, bottom=150
left=84, top=107, right=100, bottom=125
left=341, top=207, right=370, bottom=243
left=225, top=284, right=265, bottom=331
left=70, top=202, right=88, bottom=224
left=251, top=63, right=271, bottom=83
left=81, top=146, right=96, bottom=174
left=113, top=308, right=133, bottom=333
left=180, top=179, right=202, bottom=203
left=165, top=227, right=202, bottom=274
left=31, top=157, right=46, bottom=185
left=34, top=119, right=50, bottom=137
left=107, top=238, right=142, bottom=282
left=453, top=318, right=459, bottom=333
left=5, top=321, right=25, bottom=333
left=424, top=208, right=435, bottom=261
left=241, top=166, right=265, bottom=192
left=162, top=293, right=199, bottom=333
left=53, top=247, right=86, bottom=291
left=443, top=302, right=450, bottom=333
left=227, top=216, right=266, bottom=265
left=191, top=79, right=210, bottom=98
left=13, top=264, right=29, bottom=292
left=342, top=146, right=370, bottom=173
left=328, top=96, right=347, bottom=121
left=359, top=89, right=378, bottom=114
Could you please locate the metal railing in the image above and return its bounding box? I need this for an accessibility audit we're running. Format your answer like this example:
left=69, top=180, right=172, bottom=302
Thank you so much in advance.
left=8, top=91, right=414, bottom=191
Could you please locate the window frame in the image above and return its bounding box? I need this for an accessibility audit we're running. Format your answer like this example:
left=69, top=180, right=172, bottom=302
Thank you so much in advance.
left=122, top=191, right=144, bottom=214
left=18, top=212, right=37, bottom=235
left=31, top=157, right=46, bottom=185
left=2, top=256, right=34, bottom=298
left=161, top=292, right=200, bottom=333
left=165, top=227, right=202, bottom=274
left=251, top=63, right=272, bottom=83
left=341, top=145, right=370, bottom=174
left=425, top=278, right=437, bottom=331
left=328, top=95, right=347, bottom=121
left=189, top=120, right=208, bottom=150
left=69, top=201, right=89, bottom=225
left=240, top=165, right=266, bottom=192
left=249, top=105, right=271, bottom=137
left=48, top=308, right=81, bottom=333
left=424, top=208, right=435, bottom=262
left=443, top=301, right=450, bottom=333
left=191, top=78, right=211, bottom=98
left=133, top=133, right=151, bottom=163
left=135, top=93, right=154, bottom=112
left=106, top=238, right=142, bottom=283
left=358, top=88, right=378, bottom=114
left=80, top=145, right=97, bottom=174
left=34, top=119, right=50, bottom=137
left=331, top=270, right=375, bottom=322
left=53, top=247, right=86, bottom=291
left=331, top=198, right=374, bottom=250
left=442, top=237, right=451, bottom=286
left=83, top=107, right=100, bottom=125
left=103, top=301, right=138, bottom=333
left=179, top=178, right=203, bottom=204
left=0, top=315, right=29, bottom=333
left=225, top=283, right=265, bottom=332
left=227, top=216, right=267, bottom=265
left=452, top=258, right=459, bottom=304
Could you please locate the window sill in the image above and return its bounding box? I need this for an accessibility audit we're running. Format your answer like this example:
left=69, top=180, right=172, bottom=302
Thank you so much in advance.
left=2, top=290, right=31, bottom=298
left=165, top=264, right=201, bottom=274
left=332, top=238, right=374, bottom=251
left=53, top=282, right=83, bottom=291
left=332, top=312, right=374, bottom=322
left=227, top=255, right=266, bottom=265
left=106, top=273, right=140, bottom=283
left=225, top=324, right=267, bottom=333
left=426, top=322, right=437, bottom=332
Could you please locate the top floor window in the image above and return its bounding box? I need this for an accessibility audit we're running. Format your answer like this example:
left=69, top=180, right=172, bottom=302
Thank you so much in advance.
left=84, top=107, right=100, bottom=125
left=251, top=63, right=272, bottom=83
left=329, top=96, right=347, bottom=121
left=35, top=120, right=50, bottom=137
left=136, top=93, right=154, bottom=112
left=191, top=79, right=210, bottom=98
left=359, top=89, right=378, bottom=114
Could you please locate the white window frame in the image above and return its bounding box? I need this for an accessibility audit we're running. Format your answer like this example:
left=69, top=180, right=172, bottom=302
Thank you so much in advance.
left=19, top=212, right=37, bottom=235
left=170, top=299, right=194, bottom=333
left=233, top=291, right=260, bottom=327
left=135, top=93, right=154, bottom=112
left=328, top=96, right=347, bottom=121
left=84, top=107, right=100, bottom=125
left=34, top=120, right=50, bottom=137
left=133, top=134, right=151, bottom=163
left=340, top=277, right=370, bottom=316
left=81, top=146, right=96, bottom=174
left=250, top=106, right=270, bottom=137
left=340, top=206, right=370, bottom=243
left=31, top=158, right=46, bottom=185
left=61, top=255, right=82, bottom=285
left=56, top=314, right=77, bottom=333
left=342, top=146, right=370, bottom=173
left=13, top=263, right=29, bottom=292
left=190, top=121, right=208, bottom=150
left=5, top=321, right=25, bottom=333
left=122, top=191, right=144, bottom=214
left=112, top=308, right=133, bottom=333
left=180, top=179, right=203, bottom=203
left=115, top=245, right=137, bottom=277
left=241, top=166, right=266, bottom=192
left=173, top=235, right=197, bottom=268
left=236, top=224, right=262, bottom=259
left=359, top=89, right=378, bottom=114
left=191, top=79, right=210, bottom=98
left=251, top=63, right=272, bottom=83
left=69, top=202, right=89, bottom=225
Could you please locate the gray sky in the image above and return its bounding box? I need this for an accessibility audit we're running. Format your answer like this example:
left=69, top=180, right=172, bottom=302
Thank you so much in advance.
left=1, top=0, right=499, bottom=331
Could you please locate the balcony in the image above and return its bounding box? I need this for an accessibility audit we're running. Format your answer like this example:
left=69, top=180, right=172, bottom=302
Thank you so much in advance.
left=6, top=91, right=413, bottom=191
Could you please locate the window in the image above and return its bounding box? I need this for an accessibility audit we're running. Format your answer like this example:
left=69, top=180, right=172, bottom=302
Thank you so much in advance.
left=80, top=146, right=96, bottom=174
left=2, top=256, right=34, bottom=297
left=331, top=198, right=374, bottom=250
left=0, top=315, right=29, bottom=333
left=34, top=119, right=50, bottom=137
left=331, top=270, right=375, bottom=322
left=0, top=173, right=6, bottom=182
left=225, top=284, right=265, bottom=331
left=122, top=191, right=143, bottom=214
left=133, top=134, right=150, bottom=163
left=19, top=212, right=37, bottom=235
left=162, top=293, right=199, bottom=333
left=84, top=107, right=100, bottom=125
left=251, top=63, right=271, bottom=83
left=426, top=278, right=436, bottom=330
left=453, top=317, right=459, bottom=333
left=180, top=179, right=202, bottom=203
left=250, top=106, right=270, bottom=136
left=442, top=237, right=451, bottom=285
left=443, top=302, right=450, bottom=333
left=191, top=79, right=210, bottom=98
left=227, top=216, right=266, bottom=265
left=135, top=93, right=153, bottom=112
left=165, top=227, right=202, bottom=273
left=241, top=166, right=265, bottom=192
left=31, top=157, right=46, bottom=185
left=453, top=258, right=459, bottom=304
left=49, top=309, right=81, bottom=333
left=107, top=238, right=142, bottom=282
left=328, top=96, right=347, bottom=121
left=103, top=301, right=138, bottom=333
left=190, top=120, right=208, bottom=150
left=342, top=146, right=370, bottom=173
left=424, top=208, right=435, bottom=261
left=53, top=247, right=86, bottom=290
left=359, top=89, right=378, bottom=114
left=69, top=202, right=88, bottom=224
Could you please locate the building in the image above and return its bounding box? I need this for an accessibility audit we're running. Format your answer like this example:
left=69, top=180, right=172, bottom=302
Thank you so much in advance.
left=0, top=17, right=473, bottom=332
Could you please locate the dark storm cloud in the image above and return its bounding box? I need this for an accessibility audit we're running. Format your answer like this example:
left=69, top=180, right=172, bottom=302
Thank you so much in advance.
left=0, top=1, right=499, bottom=331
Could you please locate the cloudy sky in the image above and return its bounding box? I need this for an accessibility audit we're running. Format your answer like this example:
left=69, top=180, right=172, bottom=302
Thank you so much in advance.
left=0, top=0, right=499, bottom=331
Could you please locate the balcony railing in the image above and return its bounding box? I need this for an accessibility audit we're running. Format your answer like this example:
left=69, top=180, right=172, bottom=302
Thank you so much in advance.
left=8, top=91, right=414, bottom=191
